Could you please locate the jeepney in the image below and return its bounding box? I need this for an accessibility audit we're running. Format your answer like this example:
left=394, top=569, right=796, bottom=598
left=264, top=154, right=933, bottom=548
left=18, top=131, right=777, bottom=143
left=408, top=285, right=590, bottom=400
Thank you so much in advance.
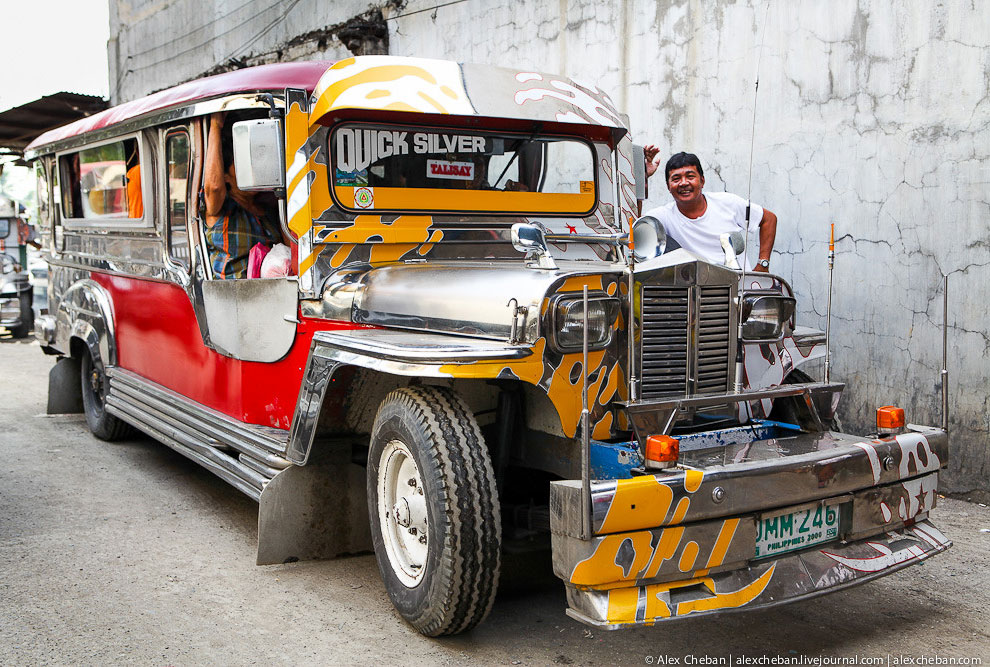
left=26, top=56, right=950, bottom=636
left=0, top=196, right=34, bottom=338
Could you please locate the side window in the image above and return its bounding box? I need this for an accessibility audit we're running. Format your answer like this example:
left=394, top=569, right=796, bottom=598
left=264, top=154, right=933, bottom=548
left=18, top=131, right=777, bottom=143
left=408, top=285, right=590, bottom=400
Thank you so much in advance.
left=165, top=129, right=191, bottom=269
left=58, top=137, right=143, bottom=221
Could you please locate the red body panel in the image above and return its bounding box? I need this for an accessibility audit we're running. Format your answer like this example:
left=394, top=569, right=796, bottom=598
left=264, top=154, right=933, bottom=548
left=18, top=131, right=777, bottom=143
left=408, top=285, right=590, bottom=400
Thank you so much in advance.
left=91, top=272, right=356, bottom=430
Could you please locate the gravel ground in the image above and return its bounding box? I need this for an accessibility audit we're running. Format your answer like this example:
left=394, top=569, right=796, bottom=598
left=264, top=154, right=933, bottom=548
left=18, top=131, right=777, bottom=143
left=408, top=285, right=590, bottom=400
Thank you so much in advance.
left=2, top=337, right=988, bottom=665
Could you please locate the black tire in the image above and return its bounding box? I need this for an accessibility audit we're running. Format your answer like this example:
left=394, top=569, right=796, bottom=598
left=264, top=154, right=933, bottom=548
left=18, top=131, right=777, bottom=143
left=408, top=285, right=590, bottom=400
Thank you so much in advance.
left=9, top=293, right=33, bottom=339
left=367, top=386, right=501, bottom=636
left=81, top=350, right=135, bottom=441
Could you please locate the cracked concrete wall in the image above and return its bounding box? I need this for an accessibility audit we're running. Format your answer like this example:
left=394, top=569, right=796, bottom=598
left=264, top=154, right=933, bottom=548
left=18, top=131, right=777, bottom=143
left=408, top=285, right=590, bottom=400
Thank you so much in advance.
left=389, top=0, right=989, bottom=493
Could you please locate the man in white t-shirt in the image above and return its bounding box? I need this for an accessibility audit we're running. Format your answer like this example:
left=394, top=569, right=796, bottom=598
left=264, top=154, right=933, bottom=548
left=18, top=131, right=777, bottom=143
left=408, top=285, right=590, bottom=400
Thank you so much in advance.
left=642, top=149, right=777, bottom=272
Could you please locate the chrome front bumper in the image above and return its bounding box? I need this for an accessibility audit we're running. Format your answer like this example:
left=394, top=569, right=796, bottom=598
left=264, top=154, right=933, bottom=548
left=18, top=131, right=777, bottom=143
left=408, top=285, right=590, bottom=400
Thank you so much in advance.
left=549, top=425, right=950, bottom=629
left=564, top=520, right=950, bottom=629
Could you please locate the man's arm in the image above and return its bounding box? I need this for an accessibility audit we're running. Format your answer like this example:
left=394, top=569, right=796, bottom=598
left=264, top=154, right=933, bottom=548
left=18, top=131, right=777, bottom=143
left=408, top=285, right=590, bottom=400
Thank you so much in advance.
left=204, top=113, right=226, bottom=219
left=753, top=208, right=778, bottom=273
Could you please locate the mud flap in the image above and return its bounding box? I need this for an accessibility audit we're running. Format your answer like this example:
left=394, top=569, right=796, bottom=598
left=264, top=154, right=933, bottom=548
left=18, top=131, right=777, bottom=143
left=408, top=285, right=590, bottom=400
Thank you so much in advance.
left=48, top=356, right=83, bottom=414
left=257, top=460, right=372, bottom=565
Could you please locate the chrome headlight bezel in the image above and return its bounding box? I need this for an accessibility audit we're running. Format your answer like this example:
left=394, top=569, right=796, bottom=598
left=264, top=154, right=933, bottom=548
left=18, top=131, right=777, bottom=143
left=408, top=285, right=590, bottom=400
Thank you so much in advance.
left=740, top=294, right=796, bottom=342
left=549, top=292, right=620, bottom=352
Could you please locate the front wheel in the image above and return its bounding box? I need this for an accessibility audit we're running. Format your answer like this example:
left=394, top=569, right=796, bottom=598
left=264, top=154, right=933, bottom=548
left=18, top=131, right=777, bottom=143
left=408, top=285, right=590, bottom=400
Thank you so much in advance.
left=367, top=386, right=501, bottom=636
left=81, top=350, right=134, bottom=441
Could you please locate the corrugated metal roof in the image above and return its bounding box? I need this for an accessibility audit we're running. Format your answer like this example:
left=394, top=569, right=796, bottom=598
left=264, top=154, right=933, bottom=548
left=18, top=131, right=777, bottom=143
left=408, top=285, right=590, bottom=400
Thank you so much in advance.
left=0, top=92, right=108, bottom=154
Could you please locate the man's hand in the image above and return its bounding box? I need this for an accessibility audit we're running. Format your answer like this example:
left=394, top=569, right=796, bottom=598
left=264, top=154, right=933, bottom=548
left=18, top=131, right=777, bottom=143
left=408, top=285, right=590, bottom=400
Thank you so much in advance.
left=752, top=262, right=769, bottom=273
left=644, top=144, right=662, bottom=178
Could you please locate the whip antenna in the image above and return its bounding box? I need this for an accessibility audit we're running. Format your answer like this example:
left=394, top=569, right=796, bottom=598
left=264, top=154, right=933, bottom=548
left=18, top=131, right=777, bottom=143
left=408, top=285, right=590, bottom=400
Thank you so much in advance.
left=741, top=0, right=771, bottom=273
left=734, top=1, right=771, bottom=395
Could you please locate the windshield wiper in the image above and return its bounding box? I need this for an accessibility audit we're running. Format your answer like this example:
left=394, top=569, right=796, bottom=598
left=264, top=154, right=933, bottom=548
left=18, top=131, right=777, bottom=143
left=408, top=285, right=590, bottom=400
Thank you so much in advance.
left=491, top=123, right=542, bottom=190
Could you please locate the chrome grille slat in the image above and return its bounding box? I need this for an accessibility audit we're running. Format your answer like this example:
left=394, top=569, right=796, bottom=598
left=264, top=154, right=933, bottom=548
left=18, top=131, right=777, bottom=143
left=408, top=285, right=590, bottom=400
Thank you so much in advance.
left=640, top=286, right=689, bottom=398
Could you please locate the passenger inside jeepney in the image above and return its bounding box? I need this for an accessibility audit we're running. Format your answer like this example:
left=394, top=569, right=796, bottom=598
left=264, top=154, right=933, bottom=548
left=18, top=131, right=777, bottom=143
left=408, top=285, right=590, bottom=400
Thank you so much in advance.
left=125, top=143, right=143, bottom=218
left=203, top=112, right=286, bottom=279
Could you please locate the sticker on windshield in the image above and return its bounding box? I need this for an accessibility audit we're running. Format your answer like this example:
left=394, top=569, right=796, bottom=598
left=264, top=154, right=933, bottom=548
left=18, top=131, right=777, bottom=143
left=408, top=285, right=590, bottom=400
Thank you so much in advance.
left=580, top=180, right=594, bottom=193
left=353, top=187, right=374, bottom=209
left=427, top=160, right=474, bottom=181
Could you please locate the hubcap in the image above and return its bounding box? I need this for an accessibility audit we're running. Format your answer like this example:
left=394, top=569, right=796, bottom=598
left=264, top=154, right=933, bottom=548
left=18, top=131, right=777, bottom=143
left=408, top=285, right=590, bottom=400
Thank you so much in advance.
left=378, top=440, right=428, bottom=587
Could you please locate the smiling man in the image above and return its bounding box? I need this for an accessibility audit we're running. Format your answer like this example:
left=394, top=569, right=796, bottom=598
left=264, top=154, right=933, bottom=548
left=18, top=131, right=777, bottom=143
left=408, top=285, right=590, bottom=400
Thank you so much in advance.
left=643, top=149, right=777, bottom=272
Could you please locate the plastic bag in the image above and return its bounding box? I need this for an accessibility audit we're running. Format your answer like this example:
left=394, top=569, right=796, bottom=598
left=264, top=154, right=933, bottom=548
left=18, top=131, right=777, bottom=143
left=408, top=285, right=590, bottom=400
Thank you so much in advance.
left=260, top=243, right=292, bottom=278
left=247, top=242, right=271, bottom=279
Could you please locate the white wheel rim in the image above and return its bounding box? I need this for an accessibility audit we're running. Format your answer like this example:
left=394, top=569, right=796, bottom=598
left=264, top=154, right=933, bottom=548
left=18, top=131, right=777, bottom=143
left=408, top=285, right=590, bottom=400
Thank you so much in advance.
left=377, top=439, right=429, bottom=587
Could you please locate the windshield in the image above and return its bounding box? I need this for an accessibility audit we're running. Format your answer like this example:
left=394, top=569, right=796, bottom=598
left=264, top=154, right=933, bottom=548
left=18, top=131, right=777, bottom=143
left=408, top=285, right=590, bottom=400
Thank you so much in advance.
left=329, top=123, right=596, bottom=215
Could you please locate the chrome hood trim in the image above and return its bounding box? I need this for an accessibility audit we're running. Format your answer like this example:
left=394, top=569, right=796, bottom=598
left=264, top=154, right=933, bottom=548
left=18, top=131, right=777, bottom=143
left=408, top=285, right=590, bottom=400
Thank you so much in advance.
left=313, top=261, right=626, bottom=342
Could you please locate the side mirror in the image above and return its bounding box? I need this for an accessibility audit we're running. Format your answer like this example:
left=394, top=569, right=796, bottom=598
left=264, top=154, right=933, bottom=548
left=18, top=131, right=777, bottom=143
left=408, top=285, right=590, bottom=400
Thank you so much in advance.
left=232, top=119, right=285, bottom=191
left=511, top=222, right=557, bottom=270
left=720, top=231, right=745, bottom=269
left=631, top=215, right=667, bottom=261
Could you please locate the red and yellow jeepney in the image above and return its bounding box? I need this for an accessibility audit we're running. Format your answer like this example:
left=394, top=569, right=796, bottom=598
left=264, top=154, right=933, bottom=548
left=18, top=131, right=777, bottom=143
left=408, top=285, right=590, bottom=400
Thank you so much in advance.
left=26, top=56, right=950, bottom=636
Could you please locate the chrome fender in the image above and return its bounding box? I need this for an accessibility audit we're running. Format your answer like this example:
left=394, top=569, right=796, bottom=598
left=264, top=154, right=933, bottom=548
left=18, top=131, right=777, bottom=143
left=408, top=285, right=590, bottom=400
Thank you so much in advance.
left=55, top=278, right=117, bottom=370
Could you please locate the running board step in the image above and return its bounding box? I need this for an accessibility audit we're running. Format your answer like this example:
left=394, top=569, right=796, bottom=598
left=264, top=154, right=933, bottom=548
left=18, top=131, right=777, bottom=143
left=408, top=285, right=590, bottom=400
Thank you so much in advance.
left=105, top=367, right=292, bottom=501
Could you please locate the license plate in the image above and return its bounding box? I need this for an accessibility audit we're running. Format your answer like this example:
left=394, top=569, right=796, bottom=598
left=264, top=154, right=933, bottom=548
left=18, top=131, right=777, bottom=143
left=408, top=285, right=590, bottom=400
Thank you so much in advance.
left=754, top=503, right=842, bottom=559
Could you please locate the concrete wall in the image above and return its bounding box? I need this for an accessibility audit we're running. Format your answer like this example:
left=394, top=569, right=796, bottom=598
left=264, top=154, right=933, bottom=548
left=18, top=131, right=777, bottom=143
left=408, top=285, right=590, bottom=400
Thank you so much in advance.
left=110, top=0, right=989, bottom=493
left=109, top=0, right=382, bottom=102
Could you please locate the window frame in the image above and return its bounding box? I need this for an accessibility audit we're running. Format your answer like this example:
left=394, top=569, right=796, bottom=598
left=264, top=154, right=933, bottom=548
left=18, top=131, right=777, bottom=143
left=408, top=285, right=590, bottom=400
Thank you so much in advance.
left=326, top=121, right=599, bottom=218
left=56, top=132, right=153, bottom=230
left=162, top=126, right=193, bottom=272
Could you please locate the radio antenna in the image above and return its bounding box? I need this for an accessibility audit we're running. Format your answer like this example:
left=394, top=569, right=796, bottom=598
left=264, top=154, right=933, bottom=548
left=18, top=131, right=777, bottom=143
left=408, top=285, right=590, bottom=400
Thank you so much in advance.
left=741, top=1, right=771, bottom=274
left=734, top=1, right=772, bottom=395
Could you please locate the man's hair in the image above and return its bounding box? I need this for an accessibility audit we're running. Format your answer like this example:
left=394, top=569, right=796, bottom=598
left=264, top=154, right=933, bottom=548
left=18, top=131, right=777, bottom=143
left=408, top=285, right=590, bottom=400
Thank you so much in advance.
left=665, top=152, right=704, bottom=182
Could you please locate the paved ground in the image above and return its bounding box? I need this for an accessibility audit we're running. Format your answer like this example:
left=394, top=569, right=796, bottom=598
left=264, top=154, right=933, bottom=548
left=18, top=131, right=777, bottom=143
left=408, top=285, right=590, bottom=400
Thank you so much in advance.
left=2, top=338, right=988, bottom=665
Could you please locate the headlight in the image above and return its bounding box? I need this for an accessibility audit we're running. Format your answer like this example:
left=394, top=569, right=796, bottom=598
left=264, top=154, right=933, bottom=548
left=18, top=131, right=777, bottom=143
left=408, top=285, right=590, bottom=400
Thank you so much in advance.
left=551, top=294, right=619, bottom=351
left=740, top=295, right=795, bottom=341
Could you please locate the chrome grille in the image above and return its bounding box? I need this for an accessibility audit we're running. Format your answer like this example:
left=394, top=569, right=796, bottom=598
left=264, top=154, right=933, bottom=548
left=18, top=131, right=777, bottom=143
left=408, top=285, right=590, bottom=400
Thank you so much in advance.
left=639, top=284, right=732, bottom=399
left=640, top=286, right=689, bottom=398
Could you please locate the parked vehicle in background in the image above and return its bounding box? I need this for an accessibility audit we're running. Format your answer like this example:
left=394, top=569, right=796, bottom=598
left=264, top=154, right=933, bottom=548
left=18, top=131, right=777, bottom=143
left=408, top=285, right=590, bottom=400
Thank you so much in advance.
left=25, top=57, right=950, bottom=636
left=0, top=196, right=34, bottom=338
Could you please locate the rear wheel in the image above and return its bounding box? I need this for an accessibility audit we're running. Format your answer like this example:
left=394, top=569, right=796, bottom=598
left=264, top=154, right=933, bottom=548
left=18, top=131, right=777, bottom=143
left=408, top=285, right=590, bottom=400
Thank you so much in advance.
left=81, top=350, right=134, bottom=441
left=9, top=293, right=33, bottom=338
left=367, top=386, right=501, bottom=636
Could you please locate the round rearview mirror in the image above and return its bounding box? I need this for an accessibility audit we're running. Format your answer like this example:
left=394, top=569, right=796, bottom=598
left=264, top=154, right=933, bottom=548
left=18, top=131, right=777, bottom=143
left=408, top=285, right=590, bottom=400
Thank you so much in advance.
left=632, top=216, right=667, bottom=261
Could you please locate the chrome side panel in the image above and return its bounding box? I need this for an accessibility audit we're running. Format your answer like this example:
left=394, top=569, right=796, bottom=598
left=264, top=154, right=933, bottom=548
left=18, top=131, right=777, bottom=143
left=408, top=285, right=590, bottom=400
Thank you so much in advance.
left=106, top=368, right=291, bottom=483
left=200, top=278, right=299, bottom=362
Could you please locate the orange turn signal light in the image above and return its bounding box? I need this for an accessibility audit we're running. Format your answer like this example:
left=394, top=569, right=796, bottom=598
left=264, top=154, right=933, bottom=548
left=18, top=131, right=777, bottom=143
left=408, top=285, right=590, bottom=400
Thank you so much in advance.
left=646, top=435, right=680, bottom=464
left=877, top=406, right=905, bottom=431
